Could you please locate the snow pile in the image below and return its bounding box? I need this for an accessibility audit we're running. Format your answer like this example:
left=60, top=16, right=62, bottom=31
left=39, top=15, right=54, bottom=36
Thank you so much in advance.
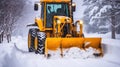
left=11, top=36, right=28, bottom=51
left=64, top=47, right=99, bottom=59
left=48, top=47, right=100, bottom=59
left=1, top=44, right=45, bottom=67
left=48, top=49, right=62, bottom=59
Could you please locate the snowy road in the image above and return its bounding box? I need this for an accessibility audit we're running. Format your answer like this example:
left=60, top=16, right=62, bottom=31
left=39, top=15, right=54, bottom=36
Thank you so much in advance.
left=0, top=35, right=120, bottom=67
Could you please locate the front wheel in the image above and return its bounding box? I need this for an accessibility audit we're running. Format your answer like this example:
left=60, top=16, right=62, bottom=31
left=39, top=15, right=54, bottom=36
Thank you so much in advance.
left=36, top=32, right=46, bottom=54
left=28, top=28, right=37, bottom=52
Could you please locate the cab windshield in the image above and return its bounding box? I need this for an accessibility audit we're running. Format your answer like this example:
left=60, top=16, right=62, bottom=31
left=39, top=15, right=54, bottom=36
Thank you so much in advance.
left=46, top=3, right=69, bottom=28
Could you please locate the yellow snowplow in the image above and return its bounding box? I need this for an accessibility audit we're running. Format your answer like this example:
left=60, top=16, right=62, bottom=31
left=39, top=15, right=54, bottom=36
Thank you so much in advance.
left=27, top=0, right=103, bottom=57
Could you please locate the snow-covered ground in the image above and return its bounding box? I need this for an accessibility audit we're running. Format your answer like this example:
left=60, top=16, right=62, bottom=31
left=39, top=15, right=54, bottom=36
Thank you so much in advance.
left=0, top=0, right=120, bottom=67
left=0, top=33, right=120, bottom=67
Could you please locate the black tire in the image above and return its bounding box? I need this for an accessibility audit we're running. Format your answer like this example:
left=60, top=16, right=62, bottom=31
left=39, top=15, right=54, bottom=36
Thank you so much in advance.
left=36, top=32, right=46, bottom=54
left=28, top=28, right=38, bottom=52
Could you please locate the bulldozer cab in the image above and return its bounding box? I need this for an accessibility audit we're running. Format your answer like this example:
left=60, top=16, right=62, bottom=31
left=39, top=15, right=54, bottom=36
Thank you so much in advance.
left=34, top=0, right=76, bottom=29
left=46, top=3, right=70, bottom=28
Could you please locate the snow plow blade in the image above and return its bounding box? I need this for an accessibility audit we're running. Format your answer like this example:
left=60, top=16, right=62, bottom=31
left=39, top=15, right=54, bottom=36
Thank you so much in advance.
left=45, top=38, right=102, bottom=57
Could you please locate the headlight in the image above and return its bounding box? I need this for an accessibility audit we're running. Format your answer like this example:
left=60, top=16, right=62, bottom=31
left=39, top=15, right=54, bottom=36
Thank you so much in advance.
left=67, top=19, right=70, bottom=22
left=65, top=18, right=70, bottom=22
left=55, top=18, right=61, bottom=24
left=57, top=20, right=61, bottom=24
left=80, top=21, right=83, bottom=24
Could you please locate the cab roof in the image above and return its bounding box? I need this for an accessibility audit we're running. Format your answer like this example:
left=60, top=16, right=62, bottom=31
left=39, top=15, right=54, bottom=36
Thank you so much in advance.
left=40, top=0, right=71, bottom=3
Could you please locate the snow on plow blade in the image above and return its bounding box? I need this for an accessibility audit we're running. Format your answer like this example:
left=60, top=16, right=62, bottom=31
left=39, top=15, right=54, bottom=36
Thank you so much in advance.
left=45, top=38, right=102, bottom=57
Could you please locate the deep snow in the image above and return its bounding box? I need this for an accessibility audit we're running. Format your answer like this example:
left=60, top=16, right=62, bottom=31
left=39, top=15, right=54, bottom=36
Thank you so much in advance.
left=0, top=33, right=120, bottom=67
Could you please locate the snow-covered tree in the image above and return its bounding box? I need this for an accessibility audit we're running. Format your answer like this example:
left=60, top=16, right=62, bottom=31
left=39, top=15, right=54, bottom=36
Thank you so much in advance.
left=83, top=0, right=120, bottom=39
left=0, top=0, right=25, bottom=43
left=116, top=13, right=120, bottom=34
left=83, top=0, right=105, bottom=33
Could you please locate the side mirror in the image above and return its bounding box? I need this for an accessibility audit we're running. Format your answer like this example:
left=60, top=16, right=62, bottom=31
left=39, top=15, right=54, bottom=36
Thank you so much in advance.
left=34, top=3, right=39, bottom=11
left=72, top=3, right=76, bottom=12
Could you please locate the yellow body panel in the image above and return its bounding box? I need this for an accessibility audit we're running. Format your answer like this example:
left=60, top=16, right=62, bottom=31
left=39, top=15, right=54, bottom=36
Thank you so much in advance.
left=75, top=20, right=83, bottom=37
left=45, top=38, right=101, bottom=50
left=45, top=28, right=53, bottom=30
left=54, top=16, right=72, bottom=24
left=40, top=0, right=70, bottom=3
left=46, top=38, right=61, bottom=50
left=84, top=38, right=101, bottom=48
left=45, top=38, right=85, bottom=50
left=35, top=18, right=44, bottom=31
left=61, top=38, right=85, bottom=48
left=53, top=16, right=73, bottom=37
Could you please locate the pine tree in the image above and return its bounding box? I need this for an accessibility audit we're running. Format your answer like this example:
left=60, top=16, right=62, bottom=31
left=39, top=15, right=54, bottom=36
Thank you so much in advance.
left=83, top=0, right=120, bottom=39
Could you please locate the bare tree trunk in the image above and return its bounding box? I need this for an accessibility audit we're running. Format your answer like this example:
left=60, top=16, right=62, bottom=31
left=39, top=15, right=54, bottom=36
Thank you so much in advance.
left=7, top=34, right=11, bottom=43
left=0, top=31, right=4, bottom=43
left=111, top=16, right=116, bottom=39
left=1, top=32, right=3, bottom=42
left=0, top=34, right=1, bottom=43
left=9, top=34, right=11, bottom=41
left=116, top=23, right=120, bottom=34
